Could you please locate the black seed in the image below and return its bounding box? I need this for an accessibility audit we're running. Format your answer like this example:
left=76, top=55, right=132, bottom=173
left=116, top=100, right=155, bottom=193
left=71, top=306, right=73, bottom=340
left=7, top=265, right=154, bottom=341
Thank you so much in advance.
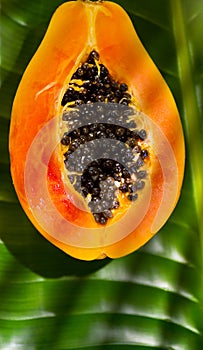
left=120, top=183, right=128, bottom=193
left=134, top=145, right=141, bottom=153
left=128, top=184, right=137, bottom=193
left=82, top=62, right=89, bottom=71
left=106, top=127, right=113, bottom=135
left=94, top=203, right=103, bottom=212
left=137, top=170, right=147, bottom=179
left=96, top=95, right=105, bottom=102
left=68, top=87, right=74, bottom=93
left=114, top=89, right=122, bottom=98
left=75, top=99, right=84, bottom=106
left=89, top=123, right=99, bottom=131
left=88, top=50, right=99, bottom=63
left=95, top=103, right=103, bottom=111
left=139, top=129, right=147, bottom=140
left=73, top=138, right=81, bottom=147
left=68, top=110, right=79, bottom=119
left=69, top=143, right=77, bottom=152
left=88, top=166, right=99, bottom=177
left=100, top=64, right=109, bottom=77
left=120, top=99, right=129, bottom=106
left=88, top=167, right=99, bottom=182
left=64, top=150, right=72, bottom=159
left=136, top=180, right=145, bottom=190
left=61, top=134, right=71, bottom=146
left=101, top=199, right=111, bottom=210
left=86, top=180, right=94, bottom=191
left=82, top=126, right=89, bottom=135
left=89, top=75, right=96, bottom=82
left=103, top=159, right=114, bottom=169
left=79, top=92, right=87, bottom=102
left=108, top=132, right=116, bottom=139
left=125, top=129, right=131, bottom=137
left=128, top=120, right=136, bottom=129
left=74, top=182, right=81, bottom=191
left=120, top=83, right=128, bottom=92
left=109, top=109, right=119, bottom=118
left=113, top=174, right=121, bottom=181
left=92, top=66, right=99, bottom=76
left=61, top=94, right=70, bottom=106
left=103, top=209, right=113, bottom=218
left=71, top=129, right=80, bottom=137
left=89, top=161, right=98, bottom=168
left=122, top=168, right=131, bottom=179
left=127, top=138, right=135, bottom=148
left=98, top=173, right=107, bottom=182
left=91, top=196, right=100, bottom=204
left=64, top=159, right=69, bottom=169
left=81, top=173, right=88, bottom=183
left=82, top=187, right=89, bottom=197
left=83, top=81, right=91, bottom=89
left=95, top=130, right=102, bottom=138
left=77, top=68, right=84, bottom=77
left=130, top=130, right=139, bottom=139
left=88, top=201, right=95, bottom=210
left=87, top=132, right=94, bottom=141
left=113, top=163, right=122, bottom=173
left=92, top=187, right=100, bottom=196
left=93, top=213, right=101, bottom=223
left=100, top=182, right=108, bottom=191
left=119, top=135, right=127, bottom=142
left=98, top=124, right=106, bottom=131
left=96, top=81, right=104, bottom=89
left=141, top=149, right=149, bottom=159
left=126, top=151, right=134, bottom=162
left=80, top=135, right=87, bottom=143
left=97, top=131, right=107, bottom=138
left=111, top=200, right=120, bottom=209
left=104, top=87, right=112, bottom=95
left=129, top=164, right=138, bottom=173
left=62, top=113, right=70, bottom=121
left=107, top=93, right=115, bottom=102
left=123, top=92, right=131, bottom=100
left=105, top=192, right=114, bottom=202
left=115, top=127, right=125, bottom=137
left=90, top=94, right=97, bottom=102
left=127, top=193, right=138, bottom=201
left=104, top=83, right=110, bottom=88
left=71, top=72, right=78, bottom=79
left=123, top=107, right=134, bottom=117
left=111, top=80, right=119, bottom=90
left=99, top=215, right=108, bottom=225
left=136, top=158, right=144, bottom=168
left=103, top=76, right=111, bottom=84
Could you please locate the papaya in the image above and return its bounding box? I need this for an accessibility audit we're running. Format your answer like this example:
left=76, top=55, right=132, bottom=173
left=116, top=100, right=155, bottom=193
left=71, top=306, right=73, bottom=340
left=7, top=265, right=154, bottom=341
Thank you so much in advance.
left=9, top=0, right=185, bottom=261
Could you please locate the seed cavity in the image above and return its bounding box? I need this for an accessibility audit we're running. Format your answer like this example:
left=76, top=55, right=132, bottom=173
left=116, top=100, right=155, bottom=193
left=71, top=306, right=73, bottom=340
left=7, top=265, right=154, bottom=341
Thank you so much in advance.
left=60, top=50, right=150, bottom=225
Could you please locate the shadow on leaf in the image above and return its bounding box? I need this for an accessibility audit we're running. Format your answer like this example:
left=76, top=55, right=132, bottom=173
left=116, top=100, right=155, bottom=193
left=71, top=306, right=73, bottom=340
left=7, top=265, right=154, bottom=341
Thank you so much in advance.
left=0, top=175, right=111, bottom=278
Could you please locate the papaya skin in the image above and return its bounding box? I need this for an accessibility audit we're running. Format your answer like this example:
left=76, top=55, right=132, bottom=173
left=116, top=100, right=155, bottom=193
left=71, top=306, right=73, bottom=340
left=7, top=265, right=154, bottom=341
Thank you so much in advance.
left=9, top=0, right=185, bottom=260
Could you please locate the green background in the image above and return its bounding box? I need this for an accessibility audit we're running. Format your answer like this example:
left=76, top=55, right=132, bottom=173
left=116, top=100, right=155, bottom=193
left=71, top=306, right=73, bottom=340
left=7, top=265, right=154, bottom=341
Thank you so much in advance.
left=1, top=0, right=203, bottom=349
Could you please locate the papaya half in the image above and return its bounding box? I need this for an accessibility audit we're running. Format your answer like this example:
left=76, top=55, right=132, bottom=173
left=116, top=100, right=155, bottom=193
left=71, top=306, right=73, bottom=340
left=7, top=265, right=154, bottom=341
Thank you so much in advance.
left=9, top=0, right=185, bottom=261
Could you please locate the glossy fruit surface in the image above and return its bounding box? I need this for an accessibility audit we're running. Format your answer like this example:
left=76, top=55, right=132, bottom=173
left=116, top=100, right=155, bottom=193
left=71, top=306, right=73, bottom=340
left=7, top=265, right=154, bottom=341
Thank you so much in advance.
left=9, top=0, right=185, bottom=260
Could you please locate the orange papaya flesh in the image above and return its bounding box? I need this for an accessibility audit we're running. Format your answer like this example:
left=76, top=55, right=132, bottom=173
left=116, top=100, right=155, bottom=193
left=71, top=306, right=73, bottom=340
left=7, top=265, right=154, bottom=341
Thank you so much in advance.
left=9, top=0, right=185, bottom=261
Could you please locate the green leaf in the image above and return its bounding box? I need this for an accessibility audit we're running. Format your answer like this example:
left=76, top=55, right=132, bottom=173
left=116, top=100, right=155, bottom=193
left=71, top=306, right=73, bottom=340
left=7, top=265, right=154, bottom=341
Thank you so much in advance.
left=0, top=0, right=203, bottom=349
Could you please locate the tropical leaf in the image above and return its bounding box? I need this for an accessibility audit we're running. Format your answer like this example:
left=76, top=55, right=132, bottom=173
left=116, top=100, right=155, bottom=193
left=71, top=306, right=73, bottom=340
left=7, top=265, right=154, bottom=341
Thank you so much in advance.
left=0, top=0, right=203, bottom=349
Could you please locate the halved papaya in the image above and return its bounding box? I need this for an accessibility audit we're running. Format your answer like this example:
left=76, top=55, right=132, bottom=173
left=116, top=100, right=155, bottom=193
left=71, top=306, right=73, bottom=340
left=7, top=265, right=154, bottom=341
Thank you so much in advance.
left=9, top=0, right=185, bottom=261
